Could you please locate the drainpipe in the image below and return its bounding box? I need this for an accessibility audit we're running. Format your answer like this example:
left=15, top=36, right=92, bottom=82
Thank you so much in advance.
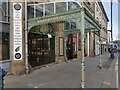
left=25, top=0, right=29, bottom=74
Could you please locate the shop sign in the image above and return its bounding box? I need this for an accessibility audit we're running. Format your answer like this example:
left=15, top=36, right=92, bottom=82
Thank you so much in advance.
left=13, top=3, right=22, bottom=60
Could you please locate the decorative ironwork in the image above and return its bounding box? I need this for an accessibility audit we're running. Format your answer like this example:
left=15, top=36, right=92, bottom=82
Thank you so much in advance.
left=28, top=8, right=101, bottom=33
left=28, top=9, right=82, bottom=31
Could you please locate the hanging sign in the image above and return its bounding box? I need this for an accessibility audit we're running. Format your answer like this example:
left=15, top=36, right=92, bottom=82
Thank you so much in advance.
left=47, top=33, right=52, bottom=38
left=13, top=3, right=22, bottom=60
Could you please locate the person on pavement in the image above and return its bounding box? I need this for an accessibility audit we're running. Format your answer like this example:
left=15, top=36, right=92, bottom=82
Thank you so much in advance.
left=110, top=45, right=116, bottom=59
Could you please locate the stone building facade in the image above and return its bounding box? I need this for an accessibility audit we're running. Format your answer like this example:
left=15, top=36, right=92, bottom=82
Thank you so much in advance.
left=94, top=0, right=109, bottom=55
left=0, top=0, right=108, bottom=75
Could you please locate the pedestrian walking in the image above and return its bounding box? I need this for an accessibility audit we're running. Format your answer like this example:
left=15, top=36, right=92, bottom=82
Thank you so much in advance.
left=110, top=45, right=116, bottom=59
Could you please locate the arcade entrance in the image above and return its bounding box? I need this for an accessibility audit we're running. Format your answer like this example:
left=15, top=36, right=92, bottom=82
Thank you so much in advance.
left=28, top=32, right=55, bottom=67
left=66, top=34, right=77, bottom=60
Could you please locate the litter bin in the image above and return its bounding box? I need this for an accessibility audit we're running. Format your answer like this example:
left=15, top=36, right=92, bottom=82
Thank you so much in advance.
left=0, top=68, right=6, bottom=90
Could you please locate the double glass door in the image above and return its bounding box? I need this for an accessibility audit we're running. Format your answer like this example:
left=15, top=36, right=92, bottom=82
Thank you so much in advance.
left=28, top=33, right=55, bottom=67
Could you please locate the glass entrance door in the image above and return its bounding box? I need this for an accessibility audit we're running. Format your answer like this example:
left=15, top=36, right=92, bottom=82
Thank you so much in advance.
left=28, top=33, right=55, bottom=67
left=66, top=34, right=77, bottom=60
left=66, top=34, right=73, bottom=60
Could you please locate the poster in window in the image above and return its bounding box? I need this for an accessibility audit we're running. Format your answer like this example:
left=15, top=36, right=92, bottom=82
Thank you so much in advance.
left=59, top=37, right=64, bottom=56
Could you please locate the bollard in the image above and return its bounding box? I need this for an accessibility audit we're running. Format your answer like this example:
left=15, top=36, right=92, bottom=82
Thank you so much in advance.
left=0, top=68, right=7, bottom=90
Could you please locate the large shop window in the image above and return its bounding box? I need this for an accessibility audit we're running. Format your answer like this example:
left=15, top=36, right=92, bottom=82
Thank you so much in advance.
left=0, top=1, right=10, bottom=60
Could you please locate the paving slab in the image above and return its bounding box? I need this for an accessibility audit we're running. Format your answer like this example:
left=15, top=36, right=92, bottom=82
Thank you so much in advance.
left=4, top=53, right=117, bottom=88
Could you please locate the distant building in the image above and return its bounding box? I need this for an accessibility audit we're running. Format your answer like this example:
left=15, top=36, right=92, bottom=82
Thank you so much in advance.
left=95, top=0, right=109, bottom=55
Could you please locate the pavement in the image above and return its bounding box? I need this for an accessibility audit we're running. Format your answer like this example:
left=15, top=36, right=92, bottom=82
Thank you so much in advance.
left=0, top=60, right=11, bottom=72
left=4, top=53, right=118, bottom=88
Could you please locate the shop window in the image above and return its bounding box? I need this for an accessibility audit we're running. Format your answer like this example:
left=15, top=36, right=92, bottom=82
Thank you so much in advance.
left=2, top=32, right=9, bottom=60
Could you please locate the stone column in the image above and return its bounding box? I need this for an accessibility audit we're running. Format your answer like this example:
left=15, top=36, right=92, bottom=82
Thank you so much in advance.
left=10, top=0, right=26, bottom=75
left=54, top=22, right=64, bottom=63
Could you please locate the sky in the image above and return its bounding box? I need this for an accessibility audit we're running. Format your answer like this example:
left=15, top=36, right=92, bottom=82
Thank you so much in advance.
left=101, top=0, right=118, bottom=41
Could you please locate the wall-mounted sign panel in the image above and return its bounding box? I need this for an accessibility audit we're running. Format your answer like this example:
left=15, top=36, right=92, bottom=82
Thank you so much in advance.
left=13, top=3, right=22, bottom=60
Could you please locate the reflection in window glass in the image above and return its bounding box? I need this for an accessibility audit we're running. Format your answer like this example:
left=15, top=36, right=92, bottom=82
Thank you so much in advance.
left=56, top=2, right=66, bottom=13
left=0, top=2, right=6, bottom=21
left=2, top=2, right=6, bottom=15
left=68, top=2, right=79, bottom=10
left=28, top=6, right=34, bottom=19
left=36, top=4, right=43, bottom=17
left=45, top=3, right=54, bottom=15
